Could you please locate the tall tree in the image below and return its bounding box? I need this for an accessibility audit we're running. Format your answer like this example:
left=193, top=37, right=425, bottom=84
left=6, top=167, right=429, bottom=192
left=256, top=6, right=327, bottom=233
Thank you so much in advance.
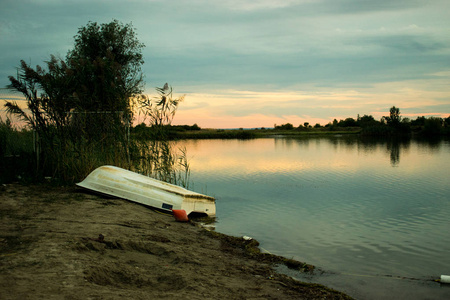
left=387, top=106, right=401, bottom=126
left=67, top=20, right=145, bottom=115
left=7, top=20, right=145, bottom=130
left=5, top=20, right=147, bottom=181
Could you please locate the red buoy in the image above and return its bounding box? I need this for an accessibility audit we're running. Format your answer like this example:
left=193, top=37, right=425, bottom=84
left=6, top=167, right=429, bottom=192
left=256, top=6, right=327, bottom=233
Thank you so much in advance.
left=172, top=209, right=189, bottom=222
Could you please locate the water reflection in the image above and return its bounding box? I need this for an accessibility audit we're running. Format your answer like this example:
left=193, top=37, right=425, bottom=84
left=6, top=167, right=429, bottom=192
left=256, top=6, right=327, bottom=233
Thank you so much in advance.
left=182, top=136, right=446, bottom=176
left=175, top=136, right=450, bottom=300
left=385, top=138, right=410, bottom=166
left=273, top=135, right=443, bottom=167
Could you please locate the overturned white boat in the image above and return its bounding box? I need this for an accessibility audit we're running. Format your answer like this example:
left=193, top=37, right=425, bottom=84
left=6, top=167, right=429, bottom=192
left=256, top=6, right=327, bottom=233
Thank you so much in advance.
left=77, top=165, right=216, bottom=216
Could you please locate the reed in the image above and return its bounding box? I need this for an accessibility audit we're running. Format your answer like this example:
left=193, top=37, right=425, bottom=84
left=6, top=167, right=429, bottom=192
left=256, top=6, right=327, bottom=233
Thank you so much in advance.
left=129, top=139, right=191, bottom=188
left=0, top=117, right=34, bottom=183
left=48, top=137, right=131, bottom=183
left=130, top=84, right=191, bottom=188
left=3, top=86, right=191, bottom=187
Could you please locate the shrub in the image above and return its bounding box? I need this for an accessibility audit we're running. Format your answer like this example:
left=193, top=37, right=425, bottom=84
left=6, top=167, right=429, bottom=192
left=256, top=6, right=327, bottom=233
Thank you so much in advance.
left=422, top=117, right=443, bottom=136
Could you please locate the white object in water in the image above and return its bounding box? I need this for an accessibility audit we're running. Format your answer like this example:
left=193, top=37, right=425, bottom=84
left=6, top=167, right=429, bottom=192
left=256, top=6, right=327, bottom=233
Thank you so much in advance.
left=440, top=275, right=450, bottom=284
left=77, top=165, right=216, bottom=216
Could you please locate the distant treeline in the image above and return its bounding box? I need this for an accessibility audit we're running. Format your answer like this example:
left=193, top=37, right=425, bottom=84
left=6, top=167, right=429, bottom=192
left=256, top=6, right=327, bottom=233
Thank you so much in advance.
left=133, top=108, right=450, bottom=140
left=274, top=108, right=450, bottom=137
left=132, top=123, right=256, bottom=139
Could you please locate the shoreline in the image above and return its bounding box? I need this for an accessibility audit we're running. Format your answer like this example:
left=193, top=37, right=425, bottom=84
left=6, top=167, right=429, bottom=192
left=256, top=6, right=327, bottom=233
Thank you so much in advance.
left=0, top=183, right=352, bottom=299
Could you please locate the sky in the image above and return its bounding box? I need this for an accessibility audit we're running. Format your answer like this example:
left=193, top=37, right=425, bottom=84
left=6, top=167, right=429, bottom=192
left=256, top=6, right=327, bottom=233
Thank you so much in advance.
left=1, top=0, right=449, bottom=128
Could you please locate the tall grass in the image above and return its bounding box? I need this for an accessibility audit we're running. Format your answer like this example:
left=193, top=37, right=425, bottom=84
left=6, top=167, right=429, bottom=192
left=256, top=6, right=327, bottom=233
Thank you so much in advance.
left=130, top=83, right=191, bottom=188
left=0, top=117, right=34, bottom=183
left=130, top=140, right=191, bottom=188
left=14, top=111, right=133, bottom=183
left=1, top=114, right=190, bottom=186
left=4, top=105, right=191, bottom=188
left=47, top=137, right=131, bottom=183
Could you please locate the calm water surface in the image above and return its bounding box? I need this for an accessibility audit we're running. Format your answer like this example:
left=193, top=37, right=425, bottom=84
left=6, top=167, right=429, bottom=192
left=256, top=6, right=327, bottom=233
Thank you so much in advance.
left=176, top=136, right=450, bottom=299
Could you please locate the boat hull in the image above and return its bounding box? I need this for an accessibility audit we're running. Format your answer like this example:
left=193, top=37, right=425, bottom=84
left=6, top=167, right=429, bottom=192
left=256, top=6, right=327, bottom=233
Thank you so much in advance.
left=76, top=165, right=216, bottom=216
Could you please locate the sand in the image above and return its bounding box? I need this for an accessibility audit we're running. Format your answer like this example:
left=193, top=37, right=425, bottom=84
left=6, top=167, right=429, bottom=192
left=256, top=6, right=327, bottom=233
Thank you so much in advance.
left=0, top=183, right=352, bottom=299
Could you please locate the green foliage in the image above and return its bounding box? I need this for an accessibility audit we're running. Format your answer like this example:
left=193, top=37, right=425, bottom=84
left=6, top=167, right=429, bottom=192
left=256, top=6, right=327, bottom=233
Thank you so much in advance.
left=190, top=123, right=201, bottom=131
left=49, top=136, right=131, bottom=183
left=422, top=117, right=443, bottom=136
left=383, top=106, right=401, bottom=126
left=339, top=118, right=357, bottom=127
left=390, top=106, right=401, bottom=124
left=136, top=83, right=185, bottom=139
left=67, top=20, right=144, bottom=114
left=274, top=123, right=294, bottom=130
left=411, top=116, right=426, bottom=127
left=173, top=129, right=256, bottom=139
left=5, top=57, right=131, bottom=182
left=2, top=20, right=194, bottom=187
left=4, top=20, right=145, bottom=183
left=444, top=116, right=450, bottom=127
left=132, top=123, right=201, bottom=140
left=361, top=125, right=393, bottom=136
left=357, top=115, right=378, bottom=128
left=371, top=106, right=411, bottom=136
left=6, top=58, right=74, bottom=135
left=0, top=117, right=34, bottom=183
left=129, top=84, right=191, bottom=187
left=130, top=140, right=191, bottom=189
left=135, top=83, right=184, bottom=140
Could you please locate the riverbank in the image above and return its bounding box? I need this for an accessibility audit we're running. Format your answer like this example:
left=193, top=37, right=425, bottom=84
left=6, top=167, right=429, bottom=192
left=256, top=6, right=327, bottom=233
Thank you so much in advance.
left=160, top=127, right=362, bottom=140
left=0, top=183, right=352, bottom=299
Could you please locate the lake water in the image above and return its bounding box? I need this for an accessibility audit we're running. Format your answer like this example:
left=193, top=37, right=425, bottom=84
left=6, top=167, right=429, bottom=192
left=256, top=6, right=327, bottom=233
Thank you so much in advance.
left=175, top=136, right=450, bottom=299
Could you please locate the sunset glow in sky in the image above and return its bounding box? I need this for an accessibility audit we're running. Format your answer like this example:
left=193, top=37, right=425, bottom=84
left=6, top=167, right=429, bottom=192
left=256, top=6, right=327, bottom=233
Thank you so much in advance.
left=1, top=0, right=449, bottom=128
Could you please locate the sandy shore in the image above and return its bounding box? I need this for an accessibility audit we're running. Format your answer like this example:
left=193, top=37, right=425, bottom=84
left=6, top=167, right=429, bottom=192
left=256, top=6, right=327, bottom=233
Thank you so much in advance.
left=0, top=183, right=352, bottom=299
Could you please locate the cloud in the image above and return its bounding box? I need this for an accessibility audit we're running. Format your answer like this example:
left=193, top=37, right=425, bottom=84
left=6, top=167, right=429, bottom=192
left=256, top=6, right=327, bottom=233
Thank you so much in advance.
left=357, top=34, right=448, bottom=54
left=318, top=0, right=424, bottom=14
left=169, top=75, right=450, bottom=128
left=1, top=0, right=449, bottom=128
